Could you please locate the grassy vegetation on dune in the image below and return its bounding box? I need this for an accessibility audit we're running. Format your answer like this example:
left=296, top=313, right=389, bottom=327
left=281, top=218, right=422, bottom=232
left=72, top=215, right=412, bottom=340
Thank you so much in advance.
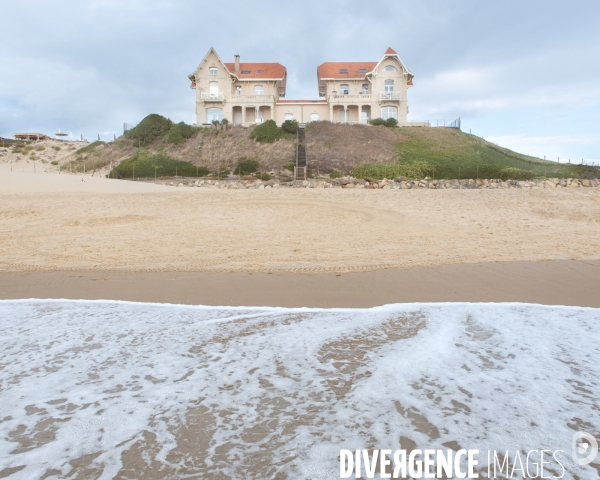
left=353, top=127, right=597, bottom=180
left=76, top=141, right=105, bottom=154
left=109, top=149, right=208, bottom=178
left=81, top=114, right=598, bottom=181
left=395, top=127, right=594, bottom=179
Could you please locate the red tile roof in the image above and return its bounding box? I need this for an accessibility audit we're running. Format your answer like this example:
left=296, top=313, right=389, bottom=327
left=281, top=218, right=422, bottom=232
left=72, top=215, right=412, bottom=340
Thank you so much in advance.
left=317, top=62, right=378, bottom=79
left=385, top=47, right=397, bottom=55
left=224, top=62, right=286, bottom=79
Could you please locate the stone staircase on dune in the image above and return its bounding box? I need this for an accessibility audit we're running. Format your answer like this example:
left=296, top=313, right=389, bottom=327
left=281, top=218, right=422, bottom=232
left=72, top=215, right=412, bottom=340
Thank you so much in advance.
left=294, top=123, right=307, bottom=182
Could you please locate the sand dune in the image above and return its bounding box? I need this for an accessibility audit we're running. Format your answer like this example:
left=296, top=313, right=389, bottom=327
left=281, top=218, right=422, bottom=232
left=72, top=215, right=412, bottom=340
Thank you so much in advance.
left=1, top=172, right=599, bottom=273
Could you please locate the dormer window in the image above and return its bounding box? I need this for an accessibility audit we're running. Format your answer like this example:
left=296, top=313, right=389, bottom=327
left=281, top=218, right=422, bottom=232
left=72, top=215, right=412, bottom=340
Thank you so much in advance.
left=209, top=67, right=218, bottom=75
left=241, top=70, right=251, bottom=74
left=359, top=68, right=367, bottom=73
left=383, top=65, right=397, bottom=72
left=339, top=69, right=348, bottom=74
left=257, top=69, right=263, bottom=74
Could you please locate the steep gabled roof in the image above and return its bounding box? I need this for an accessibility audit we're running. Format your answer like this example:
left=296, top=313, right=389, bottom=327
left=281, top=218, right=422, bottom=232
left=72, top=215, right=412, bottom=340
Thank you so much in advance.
left=188, top=46, right=227, bottom=80
left=370, top=48, right=413, bottom=80
left=223, top=62, right=286, bottom=80
left=188, top=48, right=286, bottom=81
left=317, top=62, right=378, bottom=79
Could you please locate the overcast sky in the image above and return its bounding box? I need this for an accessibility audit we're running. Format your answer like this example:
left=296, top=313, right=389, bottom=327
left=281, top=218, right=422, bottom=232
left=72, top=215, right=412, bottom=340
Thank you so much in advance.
left=1, top=0, right=599, bottom=161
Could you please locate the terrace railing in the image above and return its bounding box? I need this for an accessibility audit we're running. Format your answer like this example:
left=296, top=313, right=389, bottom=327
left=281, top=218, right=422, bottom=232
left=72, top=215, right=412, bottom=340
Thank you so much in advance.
left=200, top=92, right=225, bottom=101
left=379, top=92, right=402, bottom=101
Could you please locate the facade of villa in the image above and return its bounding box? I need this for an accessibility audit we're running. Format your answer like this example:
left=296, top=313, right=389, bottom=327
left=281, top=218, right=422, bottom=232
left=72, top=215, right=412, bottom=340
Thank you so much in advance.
left=188, top=47, right=415, bottom=126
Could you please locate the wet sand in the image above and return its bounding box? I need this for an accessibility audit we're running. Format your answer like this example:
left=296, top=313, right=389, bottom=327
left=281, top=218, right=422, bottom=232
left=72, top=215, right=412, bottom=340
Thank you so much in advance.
left=2, top=259, right=599, bottom=307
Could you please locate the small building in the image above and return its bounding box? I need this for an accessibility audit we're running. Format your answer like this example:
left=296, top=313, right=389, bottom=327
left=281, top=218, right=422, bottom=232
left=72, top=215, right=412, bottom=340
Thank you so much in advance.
left=14, top=133, right=51, bottom=141
left=188, top=47, right=416, bottom=126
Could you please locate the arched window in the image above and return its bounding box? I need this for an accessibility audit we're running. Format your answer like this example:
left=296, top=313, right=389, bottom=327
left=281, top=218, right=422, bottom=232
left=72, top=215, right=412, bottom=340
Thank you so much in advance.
left=209, top=67, right=218, bottom=75
left=381, top=106, right=397, bottom=120
left=383, top=65, right=397, bottom=72
left=340, top=84, right=349, bottom=94
left=284, top=113, right=294, bottom=121
left=310, top=113, right=319, bottom=121
left=206, top=108, right=223, bottom=123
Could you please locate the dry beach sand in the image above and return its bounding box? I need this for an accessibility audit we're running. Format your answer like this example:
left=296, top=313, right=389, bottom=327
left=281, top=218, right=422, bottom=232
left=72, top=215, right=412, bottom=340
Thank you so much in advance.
left=1, top=171, right=600, bottom=275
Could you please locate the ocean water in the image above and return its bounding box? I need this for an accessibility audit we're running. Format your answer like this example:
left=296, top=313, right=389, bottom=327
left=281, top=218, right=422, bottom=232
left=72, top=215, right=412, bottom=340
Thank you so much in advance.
left=0, top=300, right=598, bottom=479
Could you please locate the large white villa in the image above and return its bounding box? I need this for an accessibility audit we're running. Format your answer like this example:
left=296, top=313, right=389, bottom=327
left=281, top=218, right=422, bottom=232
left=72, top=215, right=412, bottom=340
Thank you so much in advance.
left=188, top=47, right=420, bottom=126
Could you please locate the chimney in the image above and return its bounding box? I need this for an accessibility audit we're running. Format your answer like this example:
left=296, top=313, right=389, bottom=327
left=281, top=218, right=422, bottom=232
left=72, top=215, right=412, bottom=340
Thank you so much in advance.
left=234, top=55, right=240, bottom=73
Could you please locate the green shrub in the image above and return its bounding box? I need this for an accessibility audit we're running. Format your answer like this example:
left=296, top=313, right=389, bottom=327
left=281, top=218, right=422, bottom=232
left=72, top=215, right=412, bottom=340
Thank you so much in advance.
left=281, top=119, right=299, bottom=134
left=234, top=157, right=260, bottom=175
left=50, top=160, right=59, bottom=165
left=35, top=145, right=45, bottom=151
left=284, top=162, right=296, bottom=171
left=250, top=120, right=283, bottom=143
left=329, top=170, right=342, bottom=179
left=499, top=167, right=534, bottom=180
left=110, top=149, right=208, bottom=178
left=163, top=121, right=198, bottom=145
left=52, top=145, right=61, bottom=151
left=370, top=117, right=397, bottom=127
left=353, top=161, right=433, bottom=180
left=257, top=172, right=271, bottom=181
left=125, top=114, right=173, bottom=144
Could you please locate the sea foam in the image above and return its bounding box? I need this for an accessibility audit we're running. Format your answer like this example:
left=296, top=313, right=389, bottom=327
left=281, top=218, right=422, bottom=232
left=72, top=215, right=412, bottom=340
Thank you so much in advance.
left=0, top=300, right=598, bottom=479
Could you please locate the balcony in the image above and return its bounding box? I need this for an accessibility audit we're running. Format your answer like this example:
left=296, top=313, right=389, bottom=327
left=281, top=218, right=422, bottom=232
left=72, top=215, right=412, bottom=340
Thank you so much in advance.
left=328, top=94, right=373, bottom=103
left=200, top=92, right=225, bottom=102
left=379, top=92, right=401, bottom=102
left=231, top=94, right=275, bottom=104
